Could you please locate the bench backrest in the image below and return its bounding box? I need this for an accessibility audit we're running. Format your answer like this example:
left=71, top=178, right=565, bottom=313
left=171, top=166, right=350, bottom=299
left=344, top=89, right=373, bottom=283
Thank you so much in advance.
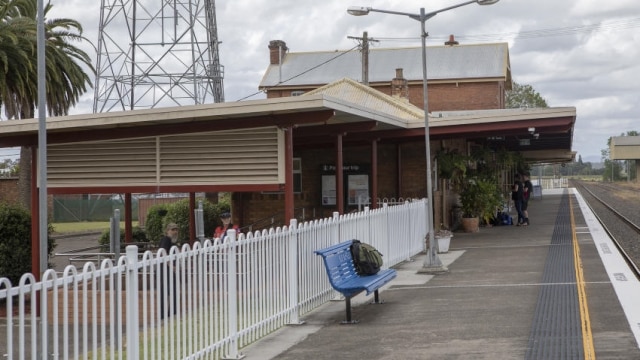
left=314, top=241, right=359, bottom=288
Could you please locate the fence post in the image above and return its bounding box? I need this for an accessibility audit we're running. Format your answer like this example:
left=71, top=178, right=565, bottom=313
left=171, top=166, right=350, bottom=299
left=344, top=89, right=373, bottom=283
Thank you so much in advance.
left=383, top=203, right=392, bottom=262
left=224, top=230, right=243, bottom=359
left=110, top=209, right=122, bottom=350
left=332, top=212, right=340, bottom=245
left=330, top=212, right=344, bottom=301
left=111, top=209, right=121, bottom=259
left=195, top=201, right=204, bottom=240
left=125, top=245, right=140, bottom=360
left=364, top=206, right=371, bottom=249
left=287, top=219, right=304, bottom=325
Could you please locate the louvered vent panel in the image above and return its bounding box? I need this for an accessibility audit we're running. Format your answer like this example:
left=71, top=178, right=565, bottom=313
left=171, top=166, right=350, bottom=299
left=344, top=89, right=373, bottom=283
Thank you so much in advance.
left=48, top=139, right=157, bottom=187
left=45, top=127, right=283, bottom=188
left=159, top=128, right=283, bottom=184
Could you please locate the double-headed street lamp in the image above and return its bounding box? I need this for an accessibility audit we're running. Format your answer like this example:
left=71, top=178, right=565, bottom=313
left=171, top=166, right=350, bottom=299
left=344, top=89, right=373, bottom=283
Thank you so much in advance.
left=348, top=0, right=500, bottom=270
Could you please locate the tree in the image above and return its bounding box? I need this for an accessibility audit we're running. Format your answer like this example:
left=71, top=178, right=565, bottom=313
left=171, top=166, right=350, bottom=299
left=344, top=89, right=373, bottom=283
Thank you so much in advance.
left=0, top=158, right=18, bottom=176
left=506, top=81, right=549, bottom=109
left=0, top=0, right=94, bottom=208
left=0, top=0, right=35, bottom=117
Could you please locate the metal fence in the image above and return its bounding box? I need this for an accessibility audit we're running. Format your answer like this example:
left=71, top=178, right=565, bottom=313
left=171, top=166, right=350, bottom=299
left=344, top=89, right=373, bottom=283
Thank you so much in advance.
left=1, top=200, right=427, bottom=359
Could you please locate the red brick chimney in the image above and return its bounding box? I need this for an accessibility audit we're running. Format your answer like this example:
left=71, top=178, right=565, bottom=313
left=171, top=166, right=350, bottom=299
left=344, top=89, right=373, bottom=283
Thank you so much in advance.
left=391, top=68, right=409, bottom=101
left=444, top=34, right=459, bottom=46
left=269, top=40, right=288, bottom=65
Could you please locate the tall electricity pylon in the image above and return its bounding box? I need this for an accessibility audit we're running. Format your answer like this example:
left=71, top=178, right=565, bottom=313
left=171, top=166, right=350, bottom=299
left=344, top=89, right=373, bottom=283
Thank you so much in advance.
left=93, top=0, right=224, bottom=113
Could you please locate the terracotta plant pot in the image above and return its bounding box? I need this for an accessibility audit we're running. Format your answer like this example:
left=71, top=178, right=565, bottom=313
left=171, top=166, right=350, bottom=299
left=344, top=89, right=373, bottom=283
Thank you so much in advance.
left=461, top=217, right=479, bottom=233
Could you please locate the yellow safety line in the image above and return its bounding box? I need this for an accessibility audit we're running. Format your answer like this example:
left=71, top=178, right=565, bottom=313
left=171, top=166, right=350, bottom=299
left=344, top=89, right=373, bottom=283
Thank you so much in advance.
left=569, top=195, right=596, bottom=359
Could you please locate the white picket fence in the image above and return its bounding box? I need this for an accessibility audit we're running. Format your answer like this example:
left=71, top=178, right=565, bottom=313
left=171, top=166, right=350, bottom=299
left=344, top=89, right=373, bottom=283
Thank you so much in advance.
left=0, top=200, right=428, bottom=359
left=534, top=177, right=568, bottom=189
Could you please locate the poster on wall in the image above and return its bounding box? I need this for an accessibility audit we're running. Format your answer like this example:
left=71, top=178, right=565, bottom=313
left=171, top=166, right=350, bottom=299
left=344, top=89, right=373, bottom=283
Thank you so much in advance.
left=321, top=175, right=336, bottom=205
left=348, top=174, right=369, bottom=205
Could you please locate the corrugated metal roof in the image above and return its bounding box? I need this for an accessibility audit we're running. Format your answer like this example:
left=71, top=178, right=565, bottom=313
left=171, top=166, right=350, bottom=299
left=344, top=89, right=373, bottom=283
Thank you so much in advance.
left=260, top=43, right=510, bottom=88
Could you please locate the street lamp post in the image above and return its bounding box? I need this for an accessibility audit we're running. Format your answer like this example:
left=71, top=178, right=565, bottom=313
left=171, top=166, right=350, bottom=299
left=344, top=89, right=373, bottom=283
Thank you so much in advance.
left=37, top=0, right=48, bottom=276
left=348, top=0, right=499, bottom=271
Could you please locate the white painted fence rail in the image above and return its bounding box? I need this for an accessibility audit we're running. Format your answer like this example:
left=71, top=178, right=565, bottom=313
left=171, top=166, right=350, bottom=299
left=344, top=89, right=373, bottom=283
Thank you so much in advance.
left=0, top=200, right=428, bottom=359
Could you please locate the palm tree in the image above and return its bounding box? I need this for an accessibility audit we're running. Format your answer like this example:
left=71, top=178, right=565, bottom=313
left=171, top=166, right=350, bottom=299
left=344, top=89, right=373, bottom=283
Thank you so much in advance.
left=0, top=0, right=36, bottom=117
left=0, top=0, right=94, bottom=208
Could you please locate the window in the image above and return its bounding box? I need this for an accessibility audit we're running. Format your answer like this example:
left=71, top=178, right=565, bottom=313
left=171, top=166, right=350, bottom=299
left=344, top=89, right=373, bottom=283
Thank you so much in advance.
left=292, top=158, right=302, bottom=193
left=291, top=90, right=305, bottom=96
left=263, top=158, right=302, bottom=194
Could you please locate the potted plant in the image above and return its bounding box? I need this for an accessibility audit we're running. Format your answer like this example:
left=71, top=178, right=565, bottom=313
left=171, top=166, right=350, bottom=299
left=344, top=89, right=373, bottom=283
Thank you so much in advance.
left=435, top=149, right=469, bottom=230
left=459, top=176, right=502, bottom=232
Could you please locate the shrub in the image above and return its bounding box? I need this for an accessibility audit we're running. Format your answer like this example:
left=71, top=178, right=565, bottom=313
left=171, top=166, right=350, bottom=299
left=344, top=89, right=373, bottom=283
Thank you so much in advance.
left=145, top=204, right=170, bottom=245
left=0, top=203, right=55, bottom=284
left=145, top=199, right=228, bottom=245
left=98, top=226, right=147, bottom=248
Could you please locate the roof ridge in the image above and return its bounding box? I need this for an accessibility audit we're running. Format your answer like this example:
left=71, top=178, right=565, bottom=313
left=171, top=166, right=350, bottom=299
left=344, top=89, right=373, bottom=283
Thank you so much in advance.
left=304, top=77, right=424, bottom=119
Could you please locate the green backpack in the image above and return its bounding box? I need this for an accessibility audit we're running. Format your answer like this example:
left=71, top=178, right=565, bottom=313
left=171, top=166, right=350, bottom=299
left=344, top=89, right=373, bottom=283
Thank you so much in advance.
left=350, top=240, right=383, bottom=275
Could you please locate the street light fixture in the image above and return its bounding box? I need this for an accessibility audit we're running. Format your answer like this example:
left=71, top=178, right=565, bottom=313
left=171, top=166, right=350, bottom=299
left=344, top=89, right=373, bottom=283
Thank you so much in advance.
left=348, top=0, right=499, bottom=271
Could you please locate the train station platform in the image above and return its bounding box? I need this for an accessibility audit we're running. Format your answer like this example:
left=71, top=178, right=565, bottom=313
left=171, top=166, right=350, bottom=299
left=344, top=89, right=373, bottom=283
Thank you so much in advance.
left=242, top=189, right=640, bottom=359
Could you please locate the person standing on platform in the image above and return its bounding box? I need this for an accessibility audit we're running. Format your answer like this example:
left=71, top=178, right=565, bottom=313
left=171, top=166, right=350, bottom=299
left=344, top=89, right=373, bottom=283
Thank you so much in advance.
left=159, top=222, right=179, bottom=253
left=213, top=211, right=240, bottom=241
left=512, top=174, right=526, bottom=226
left=522, top=172, right=533, bottom=226
left=158, top=223, right=179, bottom=319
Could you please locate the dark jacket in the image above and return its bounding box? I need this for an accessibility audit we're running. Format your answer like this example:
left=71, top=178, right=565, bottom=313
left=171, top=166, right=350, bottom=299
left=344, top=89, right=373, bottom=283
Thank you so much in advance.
left=159, top=235, right=175, bottom=253
left=512, top=180, right=523, bottom=201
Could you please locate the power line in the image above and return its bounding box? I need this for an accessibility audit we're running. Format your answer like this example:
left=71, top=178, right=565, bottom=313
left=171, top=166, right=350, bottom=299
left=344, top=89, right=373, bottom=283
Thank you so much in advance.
left=452, top=17, right=640, bottom=42
left=375, top=16, right=640, bottom=44
left=235, top=44, right=361, bottom=101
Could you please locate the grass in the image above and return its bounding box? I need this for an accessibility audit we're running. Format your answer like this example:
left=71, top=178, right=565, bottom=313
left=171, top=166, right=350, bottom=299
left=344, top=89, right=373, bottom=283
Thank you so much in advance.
left=52, top=221, right=139, bottom=234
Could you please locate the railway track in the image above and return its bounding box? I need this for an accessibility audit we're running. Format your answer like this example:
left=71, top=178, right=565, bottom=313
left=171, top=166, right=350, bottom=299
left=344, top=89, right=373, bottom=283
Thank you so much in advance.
left=571, top=180, right=640, bottom=280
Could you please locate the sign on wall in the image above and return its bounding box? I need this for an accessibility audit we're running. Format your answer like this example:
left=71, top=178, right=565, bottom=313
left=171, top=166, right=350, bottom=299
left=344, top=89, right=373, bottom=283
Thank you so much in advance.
left=321, top=175, right=337, bottom=205
left=348, top=174, right=369, bottom=205
left=320, top=164, right=370, bottom=207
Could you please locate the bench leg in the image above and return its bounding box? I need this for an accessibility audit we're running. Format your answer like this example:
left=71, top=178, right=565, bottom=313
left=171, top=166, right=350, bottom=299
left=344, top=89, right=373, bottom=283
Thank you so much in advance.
left=371, top=289, right=387, bottom=304
left=341, top=297, right=359, bottom=325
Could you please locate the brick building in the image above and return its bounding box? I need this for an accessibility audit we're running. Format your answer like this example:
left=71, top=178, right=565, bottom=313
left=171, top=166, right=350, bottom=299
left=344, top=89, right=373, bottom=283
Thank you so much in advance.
left=245, top=39, right=573, bottom=229
left=261, top=38, right=510, bottom=111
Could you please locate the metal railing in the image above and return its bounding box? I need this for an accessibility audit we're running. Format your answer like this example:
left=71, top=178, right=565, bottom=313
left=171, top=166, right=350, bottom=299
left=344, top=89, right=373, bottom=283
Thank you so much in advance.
left=0, top=200, right=428, bottom=359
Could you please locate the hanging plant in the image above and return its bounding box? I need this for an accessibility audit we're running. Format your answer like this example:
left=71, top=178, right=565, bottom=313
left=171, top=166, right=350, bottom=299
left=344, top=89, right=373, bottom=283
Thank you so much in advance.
left=435, top=149, right=469, bottom=192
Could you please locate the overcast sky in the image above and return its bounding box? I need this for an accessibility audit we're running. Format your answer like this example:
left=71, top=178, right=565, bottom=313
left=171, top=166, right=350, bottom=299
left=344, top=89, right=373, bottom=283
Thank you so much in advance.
left=3, top=0, right=638, bottom=163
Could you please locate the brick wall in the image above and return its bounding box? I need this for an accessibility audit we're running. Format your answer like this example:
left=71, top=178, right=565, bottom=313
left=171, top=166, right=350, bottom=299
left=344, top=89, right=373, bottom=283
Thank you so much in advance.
left=0, top=177, right=54, bottom=216
left=397, top=142, right=427, bottom=198
left=0, top=177, right=19, bottom=205
left=268, top=81, right=505, bottom=111
left=374, top=81, right=503, bottom=111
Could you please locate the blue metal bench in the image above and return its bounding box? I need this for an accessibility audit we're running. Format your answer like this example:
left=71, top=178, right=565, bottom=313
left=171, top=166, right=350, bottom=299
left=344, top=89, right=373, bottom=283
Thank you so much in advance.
left=315, top=240, right=397, bottom=324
